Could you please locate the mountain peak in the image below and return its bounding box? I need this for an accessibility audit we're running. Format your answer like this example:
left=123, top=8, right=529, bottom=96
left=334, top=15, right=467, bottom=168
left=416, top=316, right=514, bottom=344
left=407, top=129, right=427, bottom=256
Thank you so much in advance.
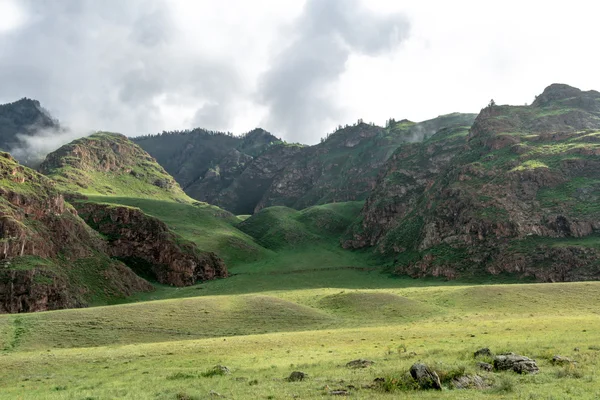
left=532, top=83, right=600, bottom=107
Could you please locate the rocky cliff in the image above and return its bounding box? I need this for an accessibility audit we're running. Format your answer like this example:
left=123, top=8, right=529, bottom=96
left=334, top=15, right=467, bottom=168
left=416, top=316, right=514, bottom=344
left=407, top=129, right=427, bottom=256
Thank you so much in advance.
left=136, top=114, right=476, bottom=214
left=0, top=152, right=152, bottom=313
left=77, top=202, right=227, bottom=286
left=349, top=84, right=600, bottom=282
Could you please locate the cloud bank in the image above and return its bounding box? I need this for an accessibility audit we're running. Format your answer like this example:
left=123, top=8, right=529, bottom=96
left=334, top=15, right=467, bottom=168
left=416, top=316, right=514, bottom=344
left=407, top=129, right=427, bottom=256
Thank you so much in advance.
left=2, top=0, right=600, bottom=150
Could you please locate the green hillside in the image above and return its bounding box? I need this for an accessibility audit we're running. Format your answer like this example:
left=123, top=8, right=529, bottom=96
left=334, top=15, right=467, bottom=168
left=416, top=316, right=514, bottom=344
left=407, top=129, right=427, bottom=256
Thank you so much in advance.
left=349, top=84, right=600, bottom=282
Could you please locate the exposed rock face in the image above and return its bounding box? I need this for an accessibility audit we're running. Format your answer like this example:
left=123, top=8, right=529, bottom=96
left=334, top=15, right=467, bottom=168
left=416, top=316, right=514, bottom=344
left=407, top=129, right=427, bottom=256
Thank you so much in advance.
left=77, top=202, right=227, bottom=286
left=0, top=152, right=152, bottom=313
left=136, top=115, right=477, bottom=214
left=494, top=353, right=539, bottom=374
left=0, top=267, right=77, bottom=313
left=350, top=84, right=600, bottom=282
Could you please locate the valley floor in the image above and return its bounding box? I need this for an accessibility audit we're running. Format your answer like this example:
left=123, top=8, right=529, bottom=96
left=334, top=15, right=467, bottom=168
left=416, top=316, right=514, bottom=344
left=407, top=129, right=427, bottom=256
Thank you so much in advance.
left=1, top=277, right=599, bottom=399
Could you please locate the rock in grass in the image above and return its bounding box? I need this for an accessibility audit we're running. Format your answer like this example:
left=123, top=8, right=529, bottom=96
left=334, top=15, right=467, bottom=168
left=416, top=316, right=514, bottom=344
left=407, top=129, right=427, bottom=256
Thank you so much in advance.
left=493, top=353, right=539, bottom=374
left=409, top=363, right=442, bottom=390
left=345, top=359, right=375, bottom=368
left=474, top=347, right=493, bottom=358
left=329, top=389, right=349, bottom=396
left=287, top=371, right=307, bottom=382
left=477, top=362, right=493, bottom=372
left=452, top=374, right=490, bottom=389
left=551, top=355, right=575, bottom=365
left=201, top=365, right=230, bottom=377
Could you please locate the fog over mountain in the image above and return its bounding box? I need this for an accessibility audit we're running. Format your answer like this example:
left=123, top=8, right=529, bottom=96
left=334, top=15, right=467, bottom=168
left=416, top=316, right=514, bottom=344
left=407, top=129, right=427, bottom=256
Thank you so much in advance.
left=1, top=0, right=599, bottom=147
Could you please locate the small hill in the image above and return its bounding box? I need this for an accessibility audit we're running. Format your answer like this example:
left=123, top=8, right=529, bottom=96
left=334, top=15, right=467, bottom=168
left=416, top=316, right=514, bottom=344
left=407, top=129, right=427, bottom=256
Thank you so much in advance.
left=349, top=84, right=600, bottom=282
left=39, top=132, right=189, bottom=201
left=0, top=152, right=152, bottom=312
left=238, top=202, right=364, bottom=250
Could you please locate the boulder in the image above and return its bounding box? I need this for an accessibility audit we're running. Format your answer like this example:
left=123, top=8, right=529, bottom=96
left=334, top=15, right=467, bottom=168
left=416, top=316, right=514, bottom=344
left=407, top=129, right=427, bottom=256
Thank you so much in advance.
left=474, top=347, right=493, bottom=358
left=493, top=353, right=539, bottom=374
left=287, top=371, right=307, bottom=382
left=409, top=363, right=442, bottom=390
left=451, top=374, right=490, bottom=390
left=477, top=362, right=493, bottom=372
left=345, top=359, right=375, bottom=368
left=551, top=355, right=575, bottom=365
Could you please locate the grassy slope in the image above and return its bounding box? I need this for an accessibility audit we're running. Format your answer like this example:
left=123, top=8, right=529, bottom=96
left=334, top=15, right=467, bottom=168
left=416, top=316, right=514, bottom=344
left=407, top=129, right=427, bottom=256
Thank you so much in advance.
left=40, top=132, right=270, bottom=266
left=82, top=196, right=271, bottom=267
left=1, top=282, right=599, bottom=399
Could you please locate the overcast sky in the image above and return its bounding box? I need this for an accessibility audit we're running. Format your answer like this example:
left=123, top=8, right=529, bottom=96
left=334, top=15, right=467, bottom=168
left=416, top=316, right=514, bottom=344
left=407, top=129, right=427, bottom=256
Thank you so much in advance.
left=1, top=0, right=599, bottom=144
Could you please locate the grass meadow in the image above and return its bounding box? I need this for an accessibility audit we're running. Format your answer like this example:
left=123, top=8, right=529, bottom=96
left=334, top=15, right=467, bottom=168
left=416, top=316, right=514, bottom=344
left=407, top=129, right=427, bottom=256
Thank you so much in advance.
left=1, top=280, right=600, bottom=399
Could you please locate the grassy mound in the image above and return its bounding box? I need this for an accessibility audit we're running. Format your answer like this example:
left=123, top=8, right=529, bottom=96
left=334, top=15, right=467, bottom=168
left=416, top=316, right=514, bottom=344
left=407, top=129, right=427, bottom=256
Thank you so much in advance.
left=317, top=291, right=439, bottom=321
left=238, top=201, right=364, bottom=250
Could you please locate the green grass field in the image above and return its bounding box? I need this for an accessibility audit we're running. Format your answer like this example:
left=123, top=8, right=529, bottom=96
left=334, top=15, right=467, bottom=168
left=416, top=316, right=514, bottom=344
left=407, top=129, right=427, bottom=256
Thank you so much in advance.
left=1, top=281, right=600, bottom=399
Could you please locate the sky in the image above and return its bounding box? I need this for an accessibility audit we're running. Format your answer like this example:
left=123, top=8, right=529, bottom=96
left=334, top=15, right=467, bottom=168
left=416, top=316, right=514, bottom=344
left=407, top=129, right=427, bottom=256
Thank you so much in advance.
left=1, top=0, right=600, bottom=145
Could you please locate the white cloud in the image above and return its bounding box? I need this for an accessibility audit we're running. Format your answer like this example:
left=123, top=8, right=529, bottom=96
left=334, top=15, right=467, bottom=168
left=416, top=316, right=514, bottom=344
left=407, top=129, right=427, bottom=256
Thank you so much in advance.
left=1, top=0, right=600, bottom=145
left=0, top=0, right=26, bottom=33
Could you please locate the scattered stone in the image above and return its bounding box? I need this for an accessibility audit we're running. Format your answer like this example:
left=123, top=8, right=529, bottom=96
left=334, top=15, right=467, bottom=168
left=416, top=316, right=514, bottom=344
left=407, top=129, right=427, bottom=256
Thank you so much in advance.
left=209, top=390, right=223, bottom=397
left=409, top=363, right=442, bottom=390
left=574, top=347, right=580, bottom=352
left=452, top=374, right=490, bottom=390
left=235, top=377, right=248, bottom=382
left=474, top=347, right=493, bottom=358
left=329, top=390, right=349, bottom=396
left=477, top=362, right=493, bottom=372
left=287, top=371, right=307, bottom=382
left=551, top=355, right=575, bottom=365
left=213, top=365, right=230, bottom=375
left=408, top=351, right=417, bottom=357
left=345, top=359, right=375, bottom=368
left=494, top=353, right=539, bottom=374
left=373, top=377, right=385, bottom=383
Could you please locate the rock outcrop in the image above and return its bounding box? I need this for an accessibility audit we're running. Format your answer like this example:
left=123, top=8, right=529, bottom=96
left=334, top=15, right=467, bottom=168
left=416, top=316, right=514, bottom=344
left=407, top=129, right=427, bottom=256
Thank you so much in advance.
left=409, top=363, right=442, bottom=390
left=349, top=84, right=600, bottom=282
left=77, top=202, right=227, bottom=286
left=494, top=353, right=539, bottom=374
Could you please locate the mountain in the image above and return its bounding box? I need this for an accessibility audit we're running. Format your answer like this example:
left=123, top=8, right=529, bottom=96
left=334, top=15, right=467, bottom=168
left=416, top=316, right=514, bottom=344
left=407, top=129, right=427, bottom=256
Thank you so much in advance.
left=0, top=98, right=61, bottom=165
left=135, top=113, right=476, bottom=214
left=133, top=128, right=280, bottom=203
left=38, top=131, right=266, bottom=271
left=0, top=152, right=152, bottom=312
left=346, top=84, right=600, bottom=282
